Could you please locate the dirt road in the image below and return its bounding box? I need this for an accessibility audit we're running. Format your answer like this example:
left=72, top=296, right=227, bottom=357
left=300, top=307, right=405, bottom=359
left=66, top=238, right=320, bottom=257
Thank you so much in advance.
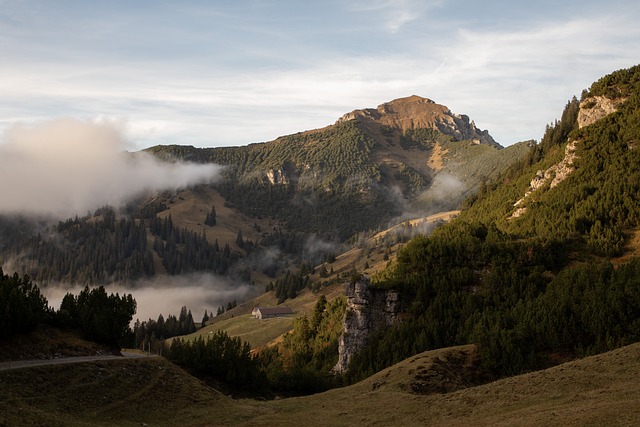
left=0, top=351, right=156, bottom=371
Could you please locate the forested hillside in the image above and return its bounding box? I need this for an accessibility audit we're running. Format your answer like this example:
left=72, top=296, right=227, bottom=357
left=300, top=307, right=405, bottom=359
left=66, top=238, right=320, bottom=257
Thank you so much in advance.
left=344, top=65, right=640, bottom=382
left=147, top=96, right=530, bottom=240
left=0, top=207, right=240, bottom=284
left=0, top=268, right=136, bottom=347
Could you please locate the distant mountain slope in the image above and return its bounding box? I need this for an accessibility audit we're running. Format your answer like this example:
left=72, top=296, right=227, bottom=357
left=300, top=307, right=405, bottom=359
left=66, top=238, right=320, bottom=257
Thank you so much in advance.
left=148, top=96, right=529, bottom=240
left=0, top=96, right=529, bottom=286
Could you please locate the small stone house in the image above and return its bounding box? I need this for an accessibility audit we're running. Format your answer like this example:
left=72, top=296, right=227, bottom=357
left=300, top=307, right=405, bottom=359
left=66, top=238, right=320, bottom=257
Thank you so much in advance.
left=252, top=306, right=294, bottom=319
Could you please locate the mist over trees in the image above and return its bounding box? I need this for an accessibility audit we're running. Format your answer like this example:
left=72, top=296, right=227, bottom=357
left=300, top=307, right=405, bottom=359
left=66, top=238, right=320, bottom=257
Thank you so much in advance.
left=58, top=286, right=136, bottom=347
left=0, top=207, right=242, bottom=285
left=1, top=270, right=136, bottom=347
left=133, top=305, right=197, bottom=351
left=0, top=97, right=530, bottom=289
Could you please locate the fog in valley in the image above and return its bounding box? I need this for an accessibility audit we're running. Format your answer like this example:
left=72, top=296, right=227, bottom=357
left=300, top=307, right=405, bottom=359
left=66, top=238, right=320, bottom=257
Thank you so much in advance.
left=42, top=273, right=261, bottom=324
left=0, top=118, right=222, bottom=218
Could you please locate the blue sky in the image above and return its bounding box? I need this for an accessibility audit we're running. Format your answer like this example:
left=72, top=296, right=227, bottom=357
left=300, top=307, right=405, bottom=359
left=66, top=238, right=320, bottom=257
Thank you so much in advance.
left=1, top=0, right=639, bottom=149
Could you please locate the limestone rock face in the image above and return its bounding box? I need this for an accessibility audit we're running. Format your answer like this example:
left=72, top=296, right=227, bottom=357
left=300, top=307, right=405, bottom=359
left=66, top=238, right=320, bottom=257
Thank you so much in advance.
left=510, top=139, right=579, bottom=219
left=266, top=168, right=289, bottom=185
left=265, top=161, right=298, bottom=185
left=333, top=276, right=400, bottom=374
left=337, top=95, right=500, bottom=148
left=510, top=94, right=626, bottom=219
left=578, top=95, right=626, bottom=129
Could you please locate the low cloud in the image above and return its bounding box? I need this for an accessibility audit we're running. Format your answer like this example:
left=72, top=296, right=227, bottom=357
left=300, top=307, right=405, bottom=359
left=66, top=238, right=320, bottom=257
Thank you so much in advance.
left=241, top=246, right=282, bottom=276
left=42, top=273, right=260, bottom=323
left=303, top=235, right=340, bottom=263
left=423, top=173, right=466, bottom=202
left=0, top=118, right=222, bottom=218
left=385, top=173, right=466, bottom=229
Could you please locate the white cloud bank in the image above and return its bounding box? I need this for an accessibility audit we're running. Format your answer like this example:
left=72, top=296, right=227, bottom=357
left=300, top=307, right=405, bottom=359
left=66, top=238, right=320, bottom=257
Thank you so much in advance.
left=0, top=118, right=222, bottom=218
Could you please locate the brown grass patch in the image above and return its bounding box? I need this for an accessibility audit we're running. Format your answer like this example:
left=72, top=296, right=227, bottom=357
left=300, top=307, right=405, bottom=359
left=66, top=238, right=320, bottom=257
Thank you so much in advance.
left=427, top=142, right=448, bottom=171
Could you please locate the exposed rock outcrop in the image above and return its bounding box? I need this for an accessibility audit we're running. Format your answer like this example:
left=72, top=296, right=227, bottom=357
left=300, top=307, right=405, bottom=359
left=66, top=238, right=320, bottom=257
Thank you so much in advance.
left=266, top=168, right=289, bottom=185
left=333, top=276, right=400, bottom=374
left=337, top=95, right=500, bottom=148
left=510, top=139, right=579, bottom=219
left=510, top=94, right=626, bottom=219
left=578, top=95, right=626, bottom=129
left=265, top=161, right=297, bottom=185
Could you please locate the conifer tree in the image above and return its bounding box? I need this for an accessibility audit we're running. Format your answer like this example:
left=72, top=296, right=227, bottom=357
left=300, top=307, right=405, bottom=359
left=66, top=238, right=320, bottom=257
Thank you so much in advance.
left=204, top=206, right=217, bottom=226
left=236, top=229, right=244, bottom=248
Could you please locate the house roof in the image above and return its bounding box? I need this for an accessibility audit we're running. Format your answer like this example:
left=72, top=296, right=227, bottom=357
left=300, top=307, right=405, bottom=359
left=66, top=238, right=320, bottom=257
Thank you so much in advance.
left=256, top=306, right=293, bottom=316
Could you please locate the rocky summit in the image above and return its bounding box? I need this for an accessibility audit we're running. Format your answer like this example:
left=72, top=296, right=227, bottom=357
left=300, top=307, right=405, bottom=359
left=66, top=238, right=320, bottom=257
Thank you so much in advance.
left=337, top=95, right=500, bottom=147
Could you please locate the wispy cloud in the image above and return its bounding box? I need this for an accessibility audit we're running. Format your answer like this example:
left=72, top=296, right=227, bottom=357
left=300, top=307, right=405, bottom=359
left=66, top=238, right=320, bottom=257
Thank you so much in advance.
left=419, top=14, right=640, bottom=143
left=350, top=0, right=442, bottom=33
left=0, top=2, right=638, bottom=149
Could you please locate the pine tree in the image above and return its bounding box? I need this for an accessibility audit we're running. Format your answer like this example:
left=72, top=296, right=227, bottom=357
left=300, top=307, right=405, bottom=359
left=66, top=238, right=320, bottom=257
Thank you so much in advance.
left=204, top=206, right=217, bottom=226
left=236, top=229, right=244, bottom=248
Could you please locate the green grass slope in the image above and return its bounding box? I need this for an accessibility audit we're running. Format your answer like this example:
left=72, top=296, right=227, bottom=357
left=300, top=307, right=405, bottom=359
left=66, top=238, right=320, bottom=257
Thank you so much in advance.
left=181, top=282, right=344, bottom=349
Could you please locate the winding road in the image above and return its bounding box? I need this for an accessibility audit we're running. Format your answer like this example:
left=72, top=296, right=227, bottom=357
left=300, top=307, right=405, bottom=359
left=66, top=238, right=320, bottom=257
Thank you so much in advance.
left=0, top=351, right=157, bottom=371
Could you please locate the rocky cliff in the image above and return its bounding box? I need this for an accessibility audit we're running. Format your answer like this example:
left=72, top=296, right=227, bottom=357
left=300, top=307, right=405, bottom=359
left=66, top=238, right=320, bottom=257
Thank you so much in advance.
left=333, top=276, right=400, bottom=374
left=577, top=95, right=626, bottom=129
left=337, top=95, right=500, bottom=147
left=510, top=94, right=625, bottom=219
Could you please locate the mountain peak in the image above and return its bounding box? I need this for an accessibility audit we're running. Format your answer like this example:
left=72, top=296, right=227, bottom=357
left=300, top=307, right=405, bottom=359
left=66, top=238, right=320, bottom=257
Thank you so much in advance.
left=337, top=95, right=500, bottom=147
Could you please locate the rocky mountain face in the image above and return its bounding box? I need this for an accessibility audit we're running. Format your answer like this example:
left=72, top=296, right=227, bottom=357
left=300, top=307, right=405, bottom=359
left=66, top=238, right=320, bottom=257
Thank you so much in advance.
left=577, top=95, right=627, bottom=128
left=511, top=93, right=625, bottom=219
left=139, top=95, right=533, bottom=245
left=333, top=276, right=400, bottom=374
left=337, top=95, right=500, bottom=148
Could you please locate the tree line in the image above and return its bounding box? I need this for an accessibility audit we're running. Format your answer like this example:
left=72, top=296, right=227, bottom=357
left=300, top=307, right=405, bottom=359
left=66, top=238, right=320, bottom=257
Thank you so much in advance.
left=0, top=269, right=136, bottom=347
left=133, top=305, right=197, bottom=351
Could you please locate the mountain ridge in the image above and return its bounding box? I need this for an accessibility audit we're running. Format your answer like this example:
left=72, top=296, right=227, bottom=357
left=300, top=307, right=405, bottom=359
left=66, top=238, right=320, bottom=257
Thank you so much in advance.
left=336, top=95, right=499, bottom=147
left=144, top=95, right=528, bottom=242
